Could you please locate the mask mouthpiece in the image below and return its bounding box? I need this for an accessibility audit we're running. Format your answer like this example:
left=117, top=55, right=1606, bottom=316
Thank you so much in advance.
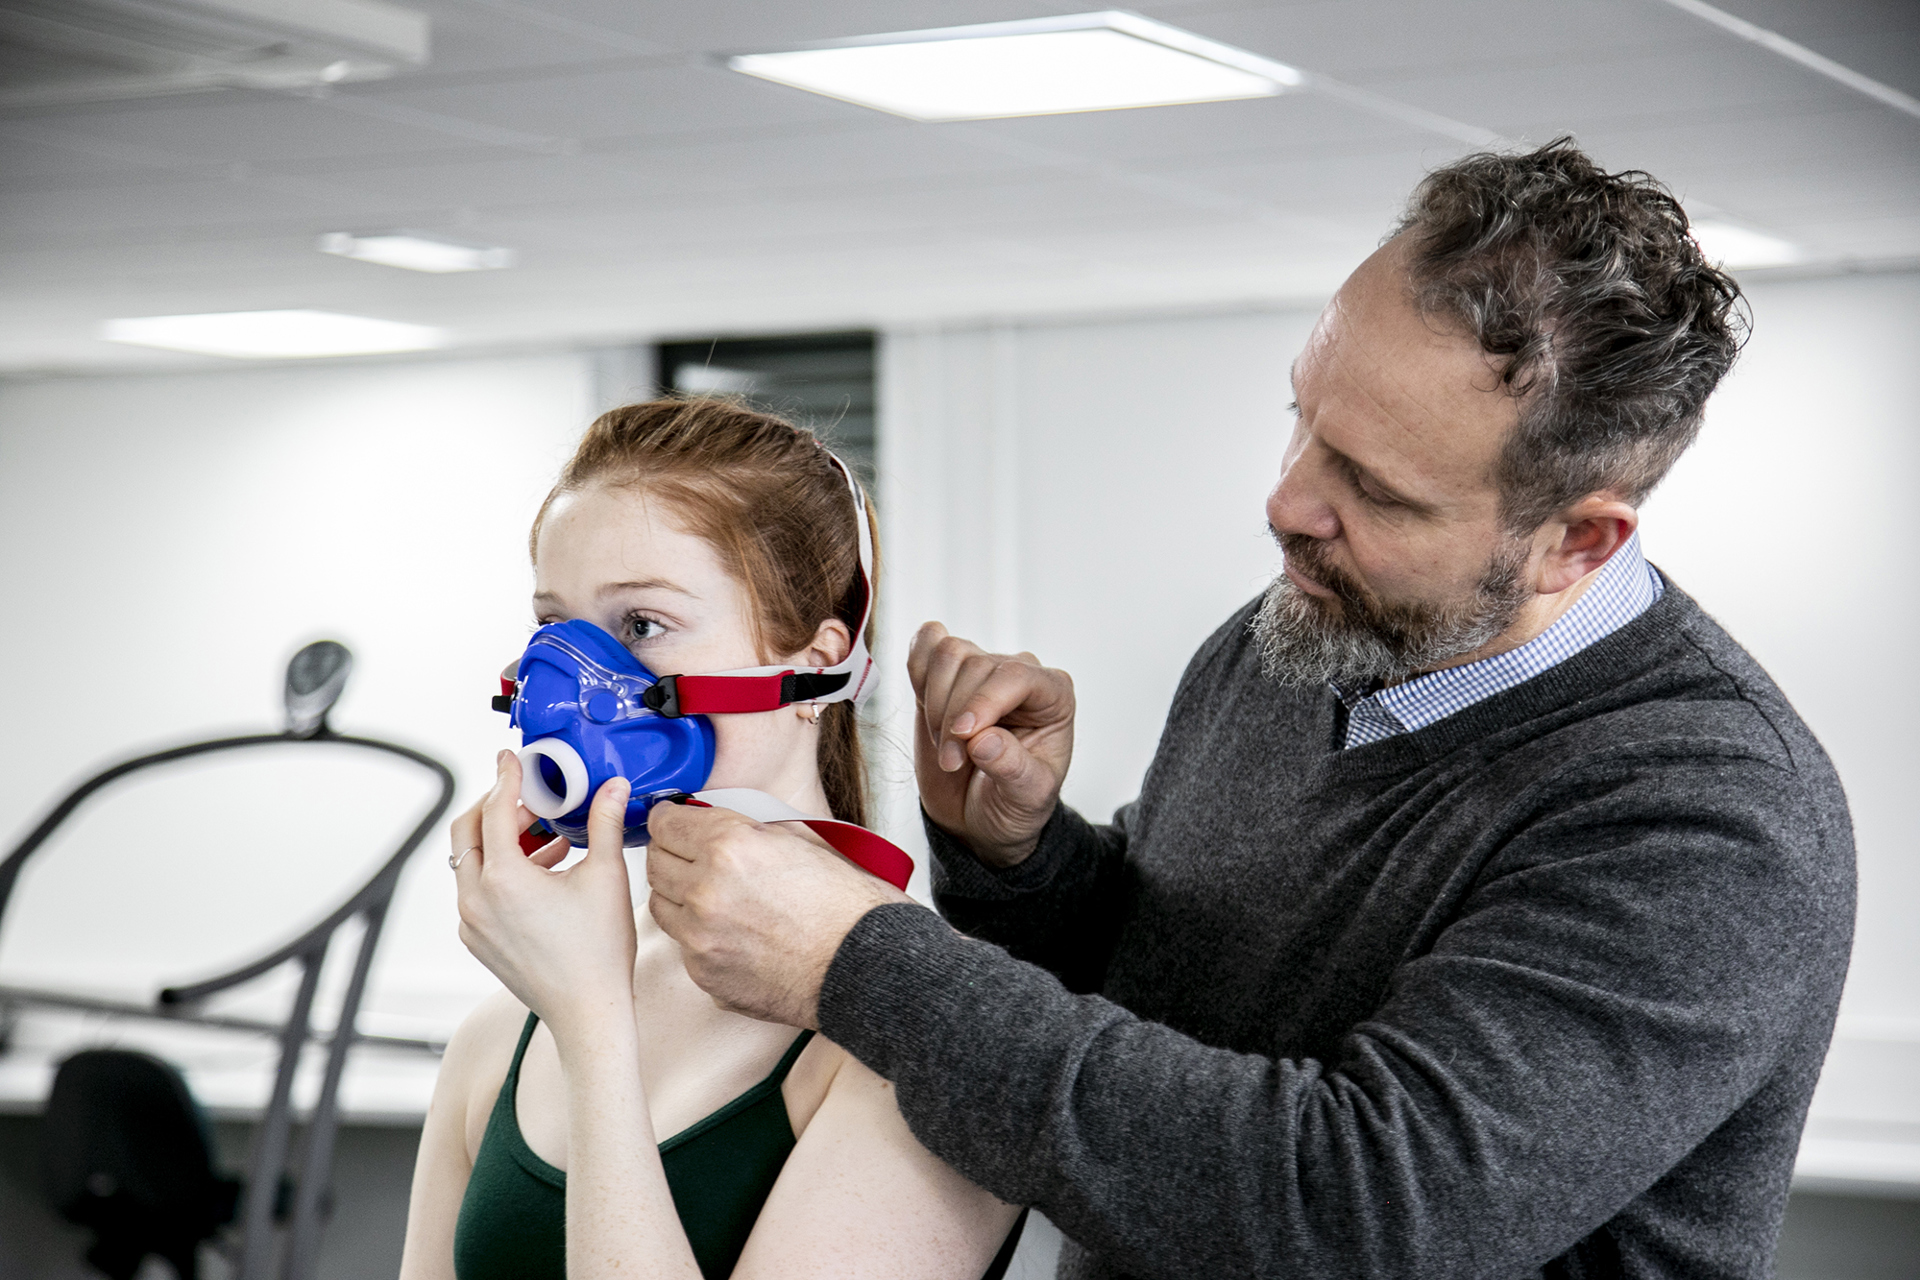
left=517, top=738, right=590, bottom=820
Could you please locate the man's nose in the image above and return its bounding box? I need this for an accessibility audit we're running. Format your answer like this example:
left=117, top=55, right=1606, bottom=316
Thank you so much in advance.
left=1266, top=451, right=1340, bottom=543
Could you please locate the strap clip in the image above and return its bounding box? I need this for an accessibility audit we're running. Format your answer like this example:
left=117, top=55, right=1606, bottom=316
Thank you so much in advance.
left=781, top=671, right=851, bottom=704
left=641, top=674, right=683, bottom=718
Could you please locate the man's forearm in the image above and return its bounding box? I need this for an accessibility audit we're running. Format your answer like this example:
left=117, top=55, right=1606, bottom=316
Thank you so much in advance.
left=819, top=822, right=1810, bottom=1280
left=820, top=902, right=1341, bottom=1277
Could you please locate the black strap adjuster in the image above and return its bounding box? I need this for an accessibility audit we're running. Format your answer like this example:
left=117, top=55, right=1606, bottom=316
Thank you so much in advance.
left=641, top=674, right=683, bottom=717
left=781, top=671, right=851, bottom=704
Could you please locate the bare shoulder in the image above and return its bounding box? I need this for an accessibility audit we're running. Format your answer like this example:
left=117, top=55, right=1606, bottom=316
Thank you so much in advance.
left=781, top=1032, right=854, bottom=1137
left=805, top=1044, right=902, bottom=1123
left=742, top=1038, right=1021, bottom=1279
left=435, top=988, right=530, bottom=1157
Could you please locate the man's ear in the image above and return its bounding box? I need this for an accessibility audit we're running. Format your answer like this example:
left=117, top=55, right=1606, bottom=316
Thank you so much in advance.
left=1536, top=494, right=1638, bottom=595
left=793, top=618, right=853, bottom=669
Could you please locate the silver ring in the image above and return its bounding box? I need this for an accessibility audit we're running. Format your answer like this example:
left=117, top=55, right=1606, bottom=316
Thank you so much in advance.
left=450, top=844, right=481, bottom=871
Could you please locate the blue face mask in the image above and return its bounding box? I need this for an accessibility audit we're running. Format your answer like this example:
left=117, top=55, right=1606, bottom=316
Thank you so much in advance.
left=501, top=619, right=716, bottom=847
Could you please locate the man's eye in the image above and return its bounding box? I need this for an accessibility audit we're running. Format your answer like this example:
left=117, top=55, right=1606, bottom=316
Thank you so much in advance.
left=1346, top=466, right=1400, bottom=508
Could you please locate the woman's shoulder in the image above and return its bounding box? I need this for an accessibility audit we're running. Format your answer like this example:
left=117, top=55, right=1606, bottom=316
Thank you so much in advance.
left=784, top=1033, right=935, bottom=1146
left=782, top=1032, right=854, bottom=1137
left=434, top=989, right=532, bottom=1149
left=447, top=988, right=534, bottom=1071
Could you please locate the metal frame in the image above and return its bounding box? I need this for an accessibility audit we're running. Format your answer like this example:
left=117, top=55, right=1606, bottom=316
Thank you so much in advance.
left=0, top=727, right=455, bottom=1280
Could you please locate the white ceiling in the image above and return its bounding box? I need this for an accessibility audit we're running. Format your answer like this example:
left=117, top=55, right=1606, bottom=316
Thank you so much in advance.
left=1, top=0, right=1915, bottom=374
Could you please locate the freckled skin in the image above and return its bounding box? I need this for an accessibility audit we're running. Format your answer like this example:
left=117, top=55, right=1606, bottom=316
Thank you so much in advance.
left=1269, top=237, right=1638, bottom=673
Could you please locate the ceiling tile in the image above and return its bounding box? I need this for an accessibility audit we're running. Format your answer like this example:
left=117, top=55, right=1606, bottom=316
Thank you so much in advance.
left=2, top=0, right=1911, bottom=373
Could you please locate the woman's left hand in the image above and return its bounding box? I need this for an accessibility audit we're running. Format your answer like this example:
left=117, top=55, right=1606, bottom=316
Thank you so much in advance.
left=452, top=751, right=638, bottom=1042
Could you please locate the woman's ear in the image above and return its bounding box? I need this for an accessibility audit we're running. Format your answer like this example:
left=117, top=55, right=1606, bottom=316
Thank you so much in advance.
left=795, top=618, right=853, bottom=669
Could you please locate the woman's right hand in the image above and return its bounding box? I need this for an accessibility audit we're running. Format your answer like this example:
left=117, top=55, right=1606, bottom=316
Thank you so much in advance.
left=907, top=623, right=1075, bottom=868
left=451, top=752, right=638, bottom=1043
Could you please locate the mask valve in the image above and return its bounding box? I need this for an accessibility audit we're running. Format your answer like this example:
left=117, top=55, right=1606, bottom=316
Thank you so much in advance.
left=517, top=737, right=590, bottom=820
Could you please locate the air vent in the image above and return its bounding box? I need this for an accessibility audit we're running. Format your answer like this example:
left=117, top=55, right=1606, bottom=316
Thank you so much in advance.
left=0, top=0, right=428, bottom=109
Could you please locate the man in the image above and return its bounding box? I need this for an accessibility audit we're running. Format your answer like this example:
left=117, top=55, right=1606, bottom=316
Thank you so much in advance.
left=647, top=140, right=1855, bottom=1278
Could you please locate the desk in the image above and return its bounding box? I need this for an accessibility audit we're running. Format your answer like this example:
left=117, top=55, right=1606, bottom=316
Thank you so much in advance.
left=3, top=996, right=1914, bottom=1189
left=0, top=990, right=465, bottom=1125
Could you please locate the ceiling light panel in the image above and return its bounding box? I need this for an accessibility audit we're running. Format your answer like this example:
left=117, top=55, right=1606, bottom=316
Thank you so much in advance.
left=319, top=231, right=516, bottom=273
left=1690, top=220, right=1802, bottom=269
left=0, top=0, right=429, bottom=109
left=101, top=310, right=446, bottom=359
left=727, top=11, right=1302, bottom=122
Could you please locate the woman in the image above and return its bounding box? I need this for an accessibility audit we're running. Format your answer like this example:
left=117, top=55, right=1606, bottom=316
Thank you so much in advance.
left=399, top=399, right=1023, bottom=1279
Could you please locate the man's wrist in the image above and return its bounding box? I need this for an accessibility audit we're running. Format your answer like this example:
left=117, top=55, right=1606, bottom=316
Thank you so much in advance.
left=799, top=873, right=910, bottom=1028
left=923, top=812, right=1042, bottom=869
left=923, top=802, right=1075, bottom=903
left=971, top=833, right=1041, bottom=869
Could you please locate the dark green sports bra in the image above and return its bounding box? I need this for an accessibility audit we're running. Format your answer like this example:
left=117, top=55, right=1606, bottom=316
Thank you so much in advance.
left=452, top=1013, right=1024, bottom=1280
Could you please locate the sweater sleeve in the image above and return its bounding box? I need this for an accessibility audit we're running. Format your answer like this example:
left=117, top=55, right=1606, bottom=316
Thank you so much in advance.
left=817, top=749, right=1851, bottom=1279
left=919, top=600, right=1254, bottom=994
left=926, top=802, right=1134, bottom=994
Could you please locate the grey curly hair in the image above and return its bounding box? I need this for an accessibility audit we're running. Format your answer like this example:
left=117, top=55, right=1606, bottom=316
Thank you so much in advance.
left=1396, top=137, right=1748, bottom=532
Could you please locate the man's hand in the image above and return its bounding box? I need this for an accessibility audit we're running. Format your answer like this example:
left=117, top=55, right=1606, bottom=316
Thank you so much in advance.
left=907, top=623, right=1075, bottom=868
left=646, top=803, right=909, bottom=1027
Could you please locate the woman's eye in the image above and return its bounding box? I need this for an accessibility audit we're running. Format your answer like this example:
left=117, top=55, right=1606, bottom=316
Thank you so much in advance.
left=627, top=615, right=666, bottom=643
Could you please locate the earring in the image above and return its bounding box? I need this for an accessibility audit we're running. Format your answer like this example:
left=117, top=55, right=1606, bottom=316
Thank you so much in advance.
left=798, top=704, right=822, bottom=725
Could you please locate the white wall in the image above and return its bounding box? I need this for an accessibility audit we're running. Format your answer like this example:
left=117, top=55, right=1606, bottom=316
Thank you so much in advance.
left=0, top=353, right=592, bottom=1069
left=876, top=272, right=1920, bottom=1189
left=1638, top=271, right=1920, bottom=1186
left=876, top=309, right=1315, bottom=838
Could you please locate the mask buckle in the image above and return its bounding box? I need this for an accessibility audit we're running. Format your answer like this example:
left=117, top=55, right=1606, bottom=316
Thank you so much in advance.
left=640, top=674, right=683, bottom=718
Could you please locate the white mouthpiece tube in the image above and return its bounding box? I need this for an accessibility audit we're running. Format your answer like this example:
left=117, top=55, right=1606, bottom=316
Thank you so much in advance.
left=518, top=738, right=589, bottom=819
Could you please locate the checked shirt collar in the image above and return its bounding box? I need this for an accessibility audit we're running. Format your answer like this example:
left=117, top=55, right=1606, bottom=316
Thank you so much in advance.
left=1332, top=532, right=1663, bottom=750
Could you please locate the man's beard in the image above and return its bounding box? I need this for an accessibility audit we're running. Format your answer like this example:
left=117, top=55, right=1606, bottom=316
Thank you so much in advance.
left=1251, top=531, right=1533, bottom=688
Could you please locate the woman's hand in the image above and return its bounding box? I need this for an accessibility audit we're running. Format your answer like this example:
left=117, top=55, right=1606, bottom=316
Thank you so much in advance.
left=454, top=755, right=705, bottom=1280
left=452, top=752, right=638, bottom=1043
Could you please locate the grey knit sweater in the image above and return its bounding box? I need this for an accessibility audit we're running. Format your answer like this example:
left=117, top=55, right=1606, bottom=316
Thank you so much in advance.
left=818, top=581, right=1855, bottom=1279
